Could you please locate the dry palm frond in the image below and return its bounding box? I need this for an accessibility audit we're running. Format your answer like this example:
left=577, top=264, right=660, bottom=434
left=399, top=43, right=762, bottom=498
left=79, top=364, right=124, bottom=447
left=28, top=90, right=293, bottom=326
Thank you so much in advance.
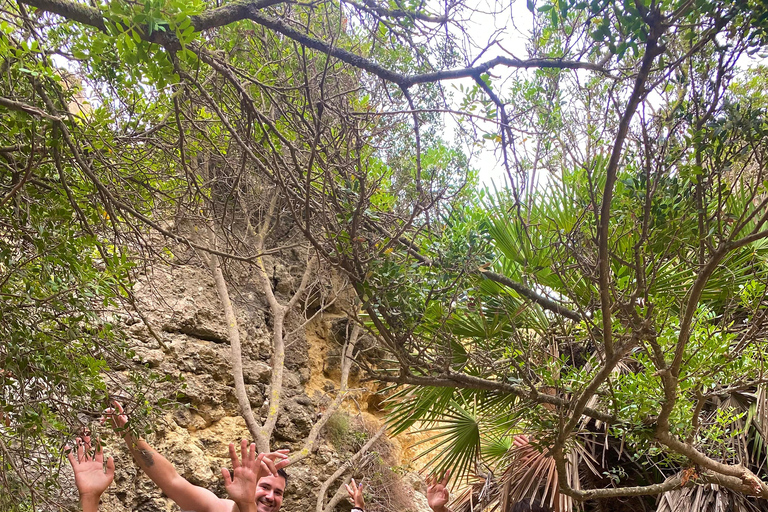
left=495, top=435, right=599, bottom=512
left=452, top=434, right=607, bottom=512
left=452, top=475, right=499, bottom=512
left=657, top=481, right=768, bottom=512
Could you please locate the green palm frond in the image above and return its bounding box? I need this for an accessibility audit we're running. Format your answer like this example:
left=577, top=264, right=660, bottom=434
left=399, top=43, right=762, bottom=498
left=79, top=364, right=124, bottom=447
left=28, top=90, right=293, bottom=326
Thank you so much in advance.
left=386, top=385, right=457, bottom=436
left=482, top=435, right=513, bottom=463
left=447, top=309, right=513, bottom=339
left=647, top=238, right=768, bottom=308
left=409, top=396, right=482, bottom=483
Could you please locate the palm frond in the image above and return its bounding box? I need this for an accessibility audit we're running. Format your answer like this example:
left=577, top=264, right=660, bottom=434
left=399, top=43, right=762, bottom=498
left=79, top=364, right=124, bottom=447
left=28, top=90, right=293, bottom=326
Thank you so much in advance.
left=409, top=396, right=482, bottom=484
left=386, top=386, right=458, bottom=436
left=482, top=435, right=513, bottom=463
left=657, top=481, right=768, bottom=512
left=495, top=436, right=599, bottom=512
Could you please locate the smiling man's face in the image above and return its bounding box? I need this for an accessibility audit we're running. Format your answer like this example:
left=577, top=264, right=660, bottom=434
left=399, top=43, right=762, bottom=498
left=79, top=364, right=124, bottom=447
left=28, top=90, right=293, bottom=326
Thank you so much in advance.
left=254, top=474, right=286, bottom=512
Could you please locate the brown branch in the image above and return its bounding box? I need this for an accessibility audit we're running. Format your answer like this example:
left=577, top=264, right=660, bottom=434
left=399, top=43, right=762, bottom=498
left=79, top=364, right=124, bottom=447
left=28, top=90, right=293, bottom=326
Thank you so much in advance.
left=659, top=227, right=768, bottom=429
left=206, top=213, right=268, bottom=451
left=316, top=426, right=386, bottom=512
left=292, top=322, right=362, bottom=464
left=480, top=271, right=581, bottom=321
left=656, top=430, right=768, bottom=497
left=0, top=95, right=62, bottom=121
left=0, top=134, right=35, bottom=208
left=596, top=13, right=663, bottom=358
left=344, top=0, right=447, bottom=23
left=20, top=0, right=107, bottom=31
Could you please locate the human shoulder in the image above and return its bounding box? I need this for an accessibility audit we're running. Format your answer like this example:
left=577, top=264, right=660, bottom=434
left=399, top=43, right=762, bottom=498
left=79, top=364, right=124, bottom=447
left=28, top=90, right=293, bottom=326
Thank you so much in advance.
left=181, top=497, right=236, bottom=512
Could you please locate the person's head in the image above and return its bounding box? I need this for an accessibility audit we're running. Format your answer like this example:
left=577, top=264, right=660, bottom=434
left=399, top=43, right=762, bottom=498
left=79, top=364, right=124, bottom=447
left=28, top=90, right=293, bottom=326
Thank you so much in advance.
left=255, top=469, right=289, bottom=512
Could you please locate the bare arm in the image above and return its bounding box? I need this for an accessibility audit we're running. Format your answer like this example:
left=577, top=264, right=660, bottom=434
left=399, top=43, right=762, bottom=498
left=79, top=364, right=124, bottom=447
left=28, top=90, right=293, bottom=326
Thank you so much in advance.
left=106, top=402, right=228, bottom=512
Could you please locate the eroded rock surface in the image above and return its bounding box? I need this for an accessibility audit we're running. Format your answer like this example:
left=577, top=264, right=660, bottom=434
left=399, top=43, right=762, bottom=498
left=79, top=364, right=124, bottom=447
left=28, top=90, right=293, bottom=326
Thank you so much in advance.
left=89, top=257, right=430, bottom=512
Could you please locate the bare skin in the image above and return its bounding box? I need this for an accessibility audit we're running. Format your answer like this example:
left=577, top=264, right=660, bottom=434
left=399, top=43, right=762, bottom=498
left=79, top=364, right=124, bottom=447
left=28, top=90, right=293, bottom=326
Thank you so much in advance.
left=345, top=478, right=365, bottom=509
left=104, top=401, right=290, bottom=512
left=66, top=435, right=115, bottom=512
left=426, top=470, right=452, bottom=512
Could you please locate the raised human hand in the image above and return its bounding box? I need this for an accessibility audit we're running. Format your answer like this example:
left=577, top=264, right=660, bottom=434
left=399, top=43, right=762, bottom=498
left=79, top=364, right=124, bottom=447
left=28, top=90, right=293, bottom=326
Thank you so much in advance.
left=66, top=435, right=115, bottom=500
left=512, top=434, right=530, bottom=448
left=222, top=440, right=290, bottom=507
left=426, top=470, right=451, bottom=512
left=101, top=400, right=129, bottom=435
left=344, top=478, right=365, bottom=509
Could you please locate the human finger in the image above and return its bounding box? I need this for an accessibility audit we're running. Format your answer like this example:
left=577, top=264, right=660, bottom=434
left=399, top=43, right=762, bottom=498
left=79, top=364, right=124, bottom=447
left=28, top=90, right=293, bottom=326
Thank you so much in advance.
left=76, top=438, right=84, bottom=463
left=240, top=439, right=248, bottom=466
left=105, top=456, right=115, bottom=482
left=229, top=443, right=241, bottom=469
left=65, top=445, right=77, bottom=467
left=221, top=468, right=233, bottom=487
left=440, top=469, right=450, bottom=486
left=243, top=443, right=255, bottom=466
left=260, top=460, right=274, bottom=478
left=262, top=456, right=278, bottom=476
left=345, top=483, right=353, bottom=498
left=83, top=435, right=92, bottom=460
left=112, top=402, right=128, bottom=427
left=95, top=444, right=104, bottom=464
left=266, top=450, right=290, bottom=461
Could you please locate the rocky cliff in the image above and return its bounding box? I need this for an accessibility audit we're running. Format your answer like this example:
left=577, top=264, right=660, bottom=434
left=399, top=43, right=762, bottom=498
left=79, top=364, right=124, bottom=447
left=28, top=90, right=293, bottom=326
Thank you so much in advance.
left=86, top=250, right=432, bottom=512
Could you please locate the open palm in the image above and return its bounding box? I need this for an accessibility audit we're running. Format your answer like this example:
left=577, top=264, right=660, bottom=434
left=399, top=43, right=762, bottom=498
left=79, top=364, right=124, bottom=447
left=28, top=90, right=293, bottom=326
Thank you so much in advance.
left=222, top=440, right=289, bottom=504
left=67, top=436, right=115, bottom=498
left=426, top=471, right=451, bottom=512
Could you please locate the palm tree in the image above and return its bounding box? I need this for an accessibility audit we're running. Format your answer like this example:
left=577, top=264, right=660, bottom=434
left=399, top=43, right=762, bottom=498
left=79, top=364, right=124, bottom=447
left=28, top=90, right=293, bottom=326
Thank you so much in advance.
left=381, top=152, right=768, bottom=510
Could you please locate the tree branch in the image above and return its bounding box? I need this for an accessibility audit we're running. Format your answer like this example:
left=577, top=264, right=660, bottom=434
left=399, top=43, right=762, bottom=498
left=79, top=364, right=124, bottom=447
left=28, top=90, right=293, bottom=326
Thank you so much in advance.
left=480, top=271, right=581, bottom=321
left=343, top=0, right=448, bottom=23
left=21, top=0, right=608, bottom=91
left=207, top=220, right=269, bottom=450
left=292, top=322, right=362, bottom=464
left=316, top=426, right=386, bottom=512
left=596, top=13, right=663, bottom=358
left=0, top=95, right=62, bottom=121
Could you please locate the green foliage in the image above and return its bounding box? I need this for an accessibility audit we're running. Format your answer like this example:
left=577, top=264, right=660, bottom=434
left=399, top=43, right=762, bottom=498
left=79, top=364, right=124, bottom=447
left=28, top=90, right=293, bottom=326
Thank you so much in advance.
left=375, top=0, right=768, bottom=505
left=0, top=7, right=170, bottom=508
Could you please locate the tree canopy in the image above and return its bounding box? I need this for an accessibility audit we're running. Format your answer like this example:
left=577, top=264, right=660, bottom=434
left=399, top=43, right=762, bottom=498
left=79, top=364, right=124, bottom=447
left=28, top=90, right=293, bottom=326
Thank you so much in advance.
left=2, top=0, right=768, bottom=510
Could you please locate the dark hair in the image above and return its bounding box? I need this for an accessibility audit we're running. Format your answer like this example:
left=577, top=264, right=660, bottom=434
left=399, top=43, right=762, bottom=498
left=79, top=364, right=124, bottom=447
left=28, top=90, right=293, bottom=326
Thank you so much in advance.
left=278, top=468, right=289, bottom=483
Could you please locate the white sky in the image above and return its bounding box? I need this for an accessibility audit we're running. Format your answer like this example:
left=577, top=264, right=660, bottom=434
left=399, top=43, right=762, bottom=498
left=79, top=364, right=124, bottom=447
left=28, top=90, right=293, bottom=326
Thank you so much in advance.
left=441, top=0, right=535, bottom=188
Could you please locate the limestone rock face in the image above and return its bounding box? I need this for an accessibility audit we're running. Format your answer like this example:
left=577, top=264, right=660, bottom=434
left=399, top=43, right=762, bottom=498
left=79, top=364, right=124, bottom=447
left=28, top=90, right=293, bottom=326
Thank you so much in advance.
left=90, top=255, right=430, bottom=512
